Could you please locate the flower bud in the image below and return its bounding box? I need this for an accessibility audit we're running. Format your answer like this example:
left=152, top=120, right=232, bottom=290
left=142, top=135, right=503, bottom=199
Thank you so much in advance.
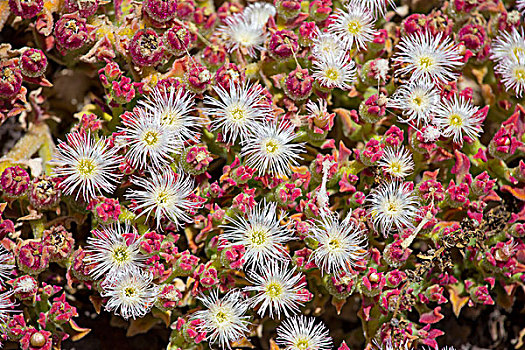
left=19, top=49, right=47, bottom=78
left=1, top=166, right=30, bottom=197
left=0, top=62, right=23, bottom=99
left=8, top=0, right=43, bottom=18
left=28, top=176, right=61, bottom=210
left=130, top=29, right=165, bottom=66
left=54, top=14, right=89, bottom=51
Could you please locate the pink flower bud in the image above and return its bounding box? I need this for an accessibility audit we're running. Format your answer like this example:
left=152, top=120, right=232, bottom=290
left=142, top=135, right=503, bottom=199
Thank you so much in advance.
left=129, top=29, right=165, bottom=66
left=1, top=166, right=30, bottom=197
left=19, top=49, right=47, bottom=78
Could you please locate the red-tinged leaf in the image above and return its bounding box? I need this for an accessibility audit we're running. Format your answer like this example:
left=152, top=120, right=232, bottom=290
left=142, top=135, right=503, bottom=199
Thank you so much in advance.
left=126, top=314, right=159, bottom=337
left=89, top=295, right=103, bottom=314
left=331, top=297, right=346, bottom=315
left=482, top=189, right=502, bottom=202
left=269, top=339, right=282, bottom=350
left=446, top=285, right=469, bottom=318
left=450, top=150, right=470, bottom=183
left=68, top=319, right=91, bottom=341
left=231, top=338, right=255, bottom=348
left=419, top=306, right=444, bottom=324
left=152, top=308, right=171, bottom=327
left=501, top=185, right=525, bottom=201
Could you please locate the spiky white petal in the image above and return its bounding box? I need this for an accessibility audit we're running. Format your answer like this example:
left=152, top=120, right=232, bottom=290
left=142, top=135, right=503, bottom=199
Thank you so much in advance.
left=117, top=109, right=181, bottom=170
left=393, top=32, right=462, bottom=84
left=490, top=27, right=525, bottom=63
left=328, top=0, right=376, bottom=51
left=433, top=95, right=483, bottom=144
left=0, top=291, right=17, bottom=327
left=363, top=0, right=396, bottom=18
left=138, top=86, right=200, bottom=143
left=0, top=246, right=12, bottom=284
left=243, top=2, right=276, bottom=27
left=221, top=200, right=294, bottom=268
left=51, top=132, right=122, bottom=201
left=126, top=169, right=198, bottom=229
left=244, top=261, right=306, bottom=319
left=377, top=146, right=415, bottom=179
left=192, top=289, right=251, bottom=349
left=218, top=13, right=267, bottom=57
left=276, top=315, right=333, bottom=350
left=85, top=224, right=145, bottom=280
left=495, top=53, right=525, bottom=98
left=368, top=181, right=419, bottom=235
left=309, top=212, right=368, bottom=275
left=241, top=121, right=305, bottom=176
left=312, top=52, right=357, bottom=90
left=518, top=0, right=525, bottom=13
left=311, top=31, right=347, bottom=60
left=205, top=81, right=272, bottom=143
left=388, top=81, right=440, bottom=125
left=101, top=270, right=158, bottom=320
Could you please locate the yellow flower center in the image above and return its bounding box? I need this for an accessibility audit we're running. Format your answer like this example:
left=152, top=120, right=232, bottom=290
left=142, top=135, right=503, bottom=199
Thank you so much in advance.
left=143, top=131, right=159, bottom=146
left=230, top=108, right=245, bottom=121
left=418, top=56, right=435, bottom=70
left=112, top=246, right=129, bottom=263
left=77, top=158, right=96, bottom=177
left=249, top=229, right=268, bottom=246
left=215, top=310, right=228, bottom=324
left=449, top=113, right=463, bottom=127
left=325, top=68, right=339, bottom=81
left=513, top=67, right=525, bottom=82
left=347, top=20, right=362, bottom=35
left=295, top=338, right=310, bottom=350
left=124, top=287, right=136, bottom=298
left=264, top=140, right=279, bottom=154
left=266, top=282, right=284, bottom=299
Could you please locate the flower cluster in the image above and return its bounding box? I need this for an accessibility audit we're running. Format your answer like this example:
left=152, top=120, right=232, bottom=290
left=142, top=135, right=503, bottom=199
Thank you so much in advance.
left=0, top=0, right=524, bottom=349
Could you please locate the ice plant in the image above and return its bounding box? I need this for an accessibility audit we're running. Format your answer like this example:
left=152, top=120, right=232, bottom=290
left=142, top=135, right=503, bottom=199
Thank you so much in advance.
left=434, top=95, right=484, bottom=144
left=138, top=86, right=200, bottom=143
left=85, top=224, right=145, bottom=280
left=377, top=146, right=415, bottom=179
left=309, top=212, right=368, bottom=275
left=51, top=132, right=122, bottom=201
left=312, top=52, right=357, bottom=90
left=388, top=81, right=440, bottom=125
left=126, top=169, right=198, bottom=229
left=117, top=109, right=181, bottom=170
left=244, top=261, right=306, bottom=318
left=368, top=181, right=419, bottom=235
left=0, top=246, right=13, bottom=284
left=101, top=270, right=158, bottom=320
left=328, top=0, right=376, bottom=51
left=275, top=315, right=333, bottom=350
left=240, top=121, right=305, bottom=176
left=204, top=81, right=271, bottom=143
left=495, top=53, right=525, bottom=98
left=490, top=27, right=525, bottom=63
left=192, top=289, right=251, bottom=349
left=393, top=32, right=462, bottom=84
left=221, top=200, right=295, bottom=268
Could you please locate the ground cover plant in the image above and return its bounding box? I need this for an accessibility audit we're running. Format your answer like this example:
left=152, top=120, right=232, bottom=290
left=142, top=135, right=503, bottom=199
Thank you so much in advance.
left=0, top=0, right=524, bottom=349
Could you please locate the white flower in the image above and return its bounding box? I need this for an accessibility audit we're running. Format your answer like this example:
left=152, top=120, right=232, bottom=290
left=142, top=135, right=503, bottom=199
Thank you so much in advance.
left=241, top=121, right=305, bottom=176
left=363, top=0, right=396, bottom=18
left=434, top=95, right=483, bottom=144
left=85, top=224, right=145, bottom=280
left=101, top=270, right=158, bottom=320
left=51, top=132, right=121, bottom=201
left=518, top=0, right=525, bottom=13
left=368, top=181, right=419, bottom=235
left=117, top=109, right=181, bottom=170
left=221, top=200, right=294, bottom=268
left=204, top=81, right=271, bottom=144
left=243, top=2, right=276, bottom=27
left=0, top=246, right=13, bottom=284
left=328, top=0, right=376, bottom=51
left=244, top=261, right=306, bottom=319
left=0, top=291, right=16, bottom=326
left=495, top=53, right=525, bottom=98
left=308, top=212, right=368, bottom=275
left=311, top=31, right=347, bottom=60
left=138, top=86, right=200, bottom=143
left=218, top=13, right=267, bottom=57
left=377, top=146, right=414, bottom=179
left=421, top=124, right=442, bottom=143
left=388, top=81, right=440, bottom=125
left=126, top=169, right=198, bottom=229
left=312, top=52, right=357, bottom=90
left=393, top=32, right=462, bottom=84
left=192, top=289, right=251, bottom=349
left=490, top=27, right=525, bottom=63
left=276, top=315, right=333, bottom=350
left=13, top=276, right=38, bottom=295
